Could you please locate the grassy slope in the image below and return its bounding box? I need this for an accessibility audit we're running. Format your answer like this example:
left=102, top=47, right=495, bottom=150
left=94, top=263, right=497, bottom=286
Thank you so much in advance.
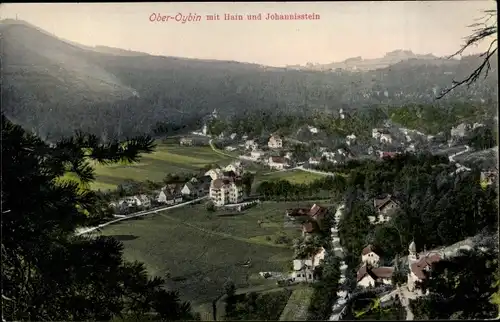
left=258, top=169, right=325, bottom=185
left=99, top=201, right=331, bottom=307
left=89, top=143, right=234, bottom=190
left=279, top=286, right=314, bottom=321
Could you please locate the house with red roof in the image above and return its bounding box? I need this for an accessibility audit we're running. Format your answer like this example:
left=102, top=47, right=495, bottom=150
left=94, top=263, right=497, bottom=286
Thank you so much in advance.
left=268, top=156, right=289, bottom=170
left=357, top=264, right=395, bottom=288
left=372, top=194, right=400, bottom=223
left=407, top=241, right=442, bottom=294
left=209, top=176, right=243, bottom=206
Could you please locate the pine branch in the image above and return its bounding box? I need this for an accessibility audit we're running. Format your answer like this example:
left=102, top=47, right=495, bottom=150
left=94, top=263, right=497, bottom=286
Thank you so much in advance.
left=437, top=9, right=498, bottom=99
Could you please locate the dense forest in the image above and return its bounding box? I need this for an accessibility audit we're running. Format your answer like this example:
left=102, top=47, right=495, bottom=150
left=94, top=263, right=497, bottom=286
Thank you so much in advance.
left=333, top=152, right=498, bottom=319
left=1, top=114, right=203, bottom=321
left=1, top=19, right=498, bottom=141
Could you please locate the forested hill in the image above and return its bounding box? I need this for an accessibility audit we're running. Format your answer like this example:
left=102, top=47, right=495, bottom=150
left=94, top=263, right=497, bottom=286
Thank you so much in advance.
left=1, top=19, right=498, bottom=141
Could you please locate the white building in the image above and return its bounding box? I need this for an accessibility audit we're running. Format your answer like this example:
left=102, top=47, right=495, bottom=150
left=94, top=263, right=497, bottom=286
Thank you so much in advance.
left=372, top=128, right=383, bottom=139
left=308, top=126, right=319, bottom=134
left=291, top=259, right=315, bottom=282
left=133, top=195, right=151, bottom=208
left=357, top=266, right=394, bottom=288
left=308, top=157, right=321, bottom=165
left=346, top=133, right=357, bottom=146
left=202, top=124, right=208, bottom=136
left=361, top=245, right=380, bottom=267
left=380, top=134, right=392, bottom=144
left=205, top=168, right=223, bottom=181
left=157, top=191, right=182, bottom=205
left=268, top=135, right=283, bottom=149
left=268, top=156, right=289, bottom=170
left=450, top=123, right=471, bottom=138
left=406, top=144, right=416, bottom=153
left=225, top=161, right=243, bottom=175
left=209, top=177, right=244, bottom=206
left=245, top=140, right=258, bottom=151
left=250, top=150, right=264, bottom=160
left=291, top=247, right=325, bottom=283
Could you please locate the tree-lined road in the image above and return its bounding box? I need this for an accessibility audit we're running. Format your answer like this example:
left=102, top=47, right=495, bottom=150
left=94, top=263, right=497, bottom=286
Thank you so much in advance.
left=75, top=196, right=209, bottom=236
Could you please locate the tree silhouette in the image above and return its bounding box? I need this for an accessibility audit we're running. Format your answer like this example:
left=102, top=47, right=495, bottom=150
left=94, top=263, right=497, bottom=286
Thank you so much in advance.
left=437, top=9, right=498, bottom=99
left=1, top=114, right=197, bottom=321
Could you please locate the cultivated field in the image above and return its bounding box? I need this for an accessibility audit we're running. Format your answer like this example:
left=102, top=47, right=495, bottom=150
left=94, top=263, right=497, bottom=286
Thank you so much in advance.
left=256, top=169, right=325, bottom=186
left=99, top=201, right=328, bottom=309
left=89, top=142, right=234, bottom=190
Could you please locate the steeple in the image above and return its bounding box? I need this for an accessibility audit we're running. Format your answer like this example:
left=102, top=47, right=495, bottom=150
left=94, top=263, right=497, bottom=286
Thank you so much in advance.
left=408, top=240, right=418, bottom=266
left=409, top=240, right=416, bottom=255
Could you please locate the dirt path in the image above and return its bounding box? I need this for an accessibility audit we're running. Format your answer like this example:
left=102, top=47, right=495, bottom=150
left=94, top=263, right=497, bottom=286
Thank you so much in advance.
left=209, top=139, right=238, bottom=159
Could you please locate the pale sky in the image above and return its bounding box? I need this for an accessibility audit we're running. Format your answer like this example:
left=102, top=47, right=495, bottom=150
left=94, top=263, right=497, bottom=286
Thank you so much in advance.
left=1, top=1, right=496, bottom=67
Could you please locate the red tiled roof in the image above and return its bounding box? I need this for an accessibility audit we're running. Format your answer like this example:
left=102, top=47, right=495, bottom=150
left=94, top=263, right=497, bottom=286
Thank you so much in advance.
left=270, top=156, right=286, bottom=163
left=357, top=264, right=394, bottom=282
left=381, top=152, right=398, bottom=159
left=373, top=194, right=399, bottom=210
left=211, top=179, right=224, bottom=189
left=287, top=208, right=310, bottom=216
left=371, top=267, right=394, bottom=279
left=309, top=204, right=327, bottom=220
left=361, top=244, right=376, bottom=256
left=357, top=265, right=368, bottom=282
left=410, top=253, right=442, bottom=280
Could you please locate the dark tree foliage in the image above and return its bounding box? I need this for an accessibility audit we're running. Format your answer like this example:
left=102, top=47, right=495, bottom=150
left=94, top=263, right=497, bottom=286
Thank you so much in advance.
left=337, top=152, right=497, bottom=260
left=338, top=202, right=374, bottom=256
left=307, top=253, right=342, bottom=320
left=1, top=114, right=198, bottom=321
left=241, top=172, right=255, bottom=196
left=409, top=247, right=498, bottom=320
left=223, top=281, right=237, bottom=320
left=467, top=125, right=497, bottom=150
left=227, top=289, right=292, bottom=320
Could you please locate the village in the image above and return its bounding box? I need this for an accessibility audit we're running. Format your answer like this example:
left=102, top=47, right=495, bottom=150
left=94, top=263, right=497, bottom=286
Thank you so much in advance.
left=100, top=109, right=498, bottom=321
left=110, top=107, right=497, bottom=218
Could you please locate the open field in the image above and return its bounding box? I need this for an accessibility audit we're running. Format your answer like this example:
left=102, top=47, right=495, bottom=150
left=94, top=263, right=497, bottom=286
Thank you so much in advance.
left=262, top=169, right=325, bottom=184
left=88, top=142, right=234, bottom=190
left=99, top=201, right=332, bottom=308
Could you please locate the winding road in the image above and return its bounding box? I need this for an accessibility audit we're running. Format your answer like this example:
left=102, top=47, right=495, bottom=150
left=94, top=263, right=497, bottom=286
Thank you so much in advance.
left=75, top=196, right=209, bottom=236
left=448, top=145, right=470, bottom=163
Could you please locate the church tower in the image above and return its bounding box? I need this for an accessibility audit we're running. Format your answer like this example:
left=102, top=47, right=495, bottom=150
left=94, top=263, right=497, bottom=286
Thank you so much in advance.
left=408, top=240, right=418, bottom=265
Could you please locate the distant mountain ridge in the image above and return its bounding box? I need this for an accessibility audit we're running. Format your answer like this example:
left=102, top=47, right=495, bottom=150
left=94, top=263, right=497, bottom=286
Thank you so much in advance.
left=286, top=50, right=457, bottom=71
left=0, top=19, right=497, bottom=141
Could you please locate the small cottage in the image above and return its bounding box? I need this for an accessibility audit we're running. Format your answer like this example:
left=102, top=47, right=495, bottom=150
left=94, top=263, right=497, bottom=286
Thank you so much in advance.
left=361, top=245, right=380, bottom=267
left=373, top=194, right=400, bottom=222
left=357, top=265, right=394, bottom=288
left=268, top=135, right=283, bottom=149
